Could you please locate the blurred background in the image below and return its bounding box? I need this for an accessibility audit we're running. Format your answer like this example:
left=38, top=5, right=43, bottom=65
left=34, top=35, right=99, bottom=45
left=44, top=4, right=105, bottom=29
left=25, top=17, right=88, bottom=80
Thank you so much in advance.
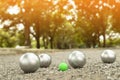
left=0, top=0, right=120, bottom=49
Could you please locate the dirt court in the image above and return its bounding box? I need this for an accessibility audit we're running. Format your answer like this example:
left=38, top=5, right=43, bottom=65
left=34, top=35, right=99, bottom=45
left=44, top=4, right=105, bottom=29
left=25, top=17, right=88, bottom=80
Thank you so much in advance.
left=0, top=48, right=120, bottom=80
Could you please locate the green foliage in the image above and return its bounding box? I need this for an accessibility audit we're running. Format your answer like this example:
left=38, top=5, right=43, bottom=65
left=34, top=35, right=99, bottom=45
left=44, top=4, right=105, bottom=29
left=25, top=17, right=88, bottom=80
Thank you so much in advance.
left=0, top=29, right=16, bottom=47
left=106, top=38, right=120, bottom=47
left=0, top=28, right=25, bottom=47
left=16, top=30, right=25, bottom=46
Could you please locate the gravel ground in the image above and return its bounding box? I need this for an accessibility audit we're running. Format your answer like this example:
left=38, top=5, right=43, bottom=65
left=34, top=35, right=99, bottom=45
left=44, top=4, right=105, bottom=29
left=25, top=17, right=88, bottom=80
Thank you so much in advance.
left=0, top=48, right=120, bottom=80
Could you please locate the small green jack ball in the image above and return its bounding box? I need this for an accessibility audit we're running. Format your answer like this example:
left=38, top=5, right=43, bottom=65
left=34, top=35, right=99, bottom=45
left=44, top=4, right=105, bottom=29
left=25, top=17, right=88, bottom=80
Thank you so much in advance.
left=58, top=62, right=68, bottom=71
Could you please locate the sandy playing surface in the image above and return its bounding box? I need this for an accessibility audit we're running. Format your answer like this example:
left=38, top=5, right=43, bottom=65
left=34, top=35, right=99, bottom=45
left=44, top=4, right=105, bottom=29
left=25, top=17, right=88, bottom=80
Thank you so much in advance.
left=0, top=48, right=120, bottom=80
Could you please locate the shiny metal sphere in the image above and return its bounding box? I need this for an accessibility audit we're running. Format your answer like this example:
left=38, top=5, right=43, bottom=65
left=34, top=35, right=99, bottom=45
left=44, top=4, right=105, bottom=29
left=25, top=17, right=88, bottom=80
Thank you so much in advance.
left=101, top=50, right=116, bottom=63
left=39, top=53, right=52, bottom=68
left=68, top=51, right=86, bottom=68
left=19, top=52, right=40, bottom=73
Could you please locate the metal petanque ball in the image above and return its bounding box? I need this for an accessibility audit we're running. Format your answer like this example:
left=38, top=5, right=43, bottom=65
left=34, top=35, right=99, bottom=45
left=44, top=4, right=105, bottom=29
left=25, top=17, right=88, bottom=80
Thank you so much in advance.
left=68, top=51, right=86, bottom=68
left=39, top=53, right=52, bottom=68
left=101, top=50, right=116, bottom=63
left=19, top=52, right=40, bottom=73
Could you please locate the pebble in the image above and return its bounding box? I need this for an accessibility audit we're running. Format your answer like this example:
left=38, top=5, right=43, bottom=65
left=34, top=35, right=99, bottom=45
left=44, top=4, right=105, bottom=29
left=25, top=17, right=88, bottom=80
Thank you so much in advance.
left=0, top=49, right=120, bottom=80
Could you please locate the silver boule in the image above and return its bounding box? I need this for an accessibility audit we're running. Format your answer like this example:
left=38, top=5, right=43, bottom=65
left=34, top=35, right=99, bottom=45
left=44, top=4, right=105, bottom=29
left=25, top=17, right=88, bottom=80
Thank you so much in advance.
left=39, top=53, right=52, bottom=68
left=68, top=51, right=86, bottom=68
left=19, top=52, right=40, bottom=73
left=101, top=50, right=116, bottom=63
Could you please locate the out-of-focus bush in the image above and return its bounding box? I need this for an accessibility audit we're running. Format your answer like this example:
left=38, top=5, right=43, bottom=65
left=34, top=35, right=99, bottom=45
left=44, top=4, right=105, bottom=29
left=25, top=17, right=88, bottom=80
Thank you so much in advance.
left=0, top=28, right=25, bottom=47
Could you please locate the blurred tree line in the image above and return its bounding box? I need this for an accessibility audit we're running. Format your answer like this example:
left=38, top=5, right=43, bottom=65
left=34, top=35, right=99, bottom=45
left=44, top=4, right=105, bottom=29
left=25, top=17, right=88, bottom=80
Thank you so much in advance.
left=0, top=0, right=120, bottom=49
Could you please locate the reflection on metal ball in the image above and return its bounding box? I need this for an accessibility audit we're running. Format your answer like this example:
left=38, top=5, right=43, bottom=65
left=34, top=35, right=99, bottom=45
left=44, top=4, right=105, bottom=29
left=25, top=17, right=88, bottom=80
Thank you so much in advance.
left=101, top=50, right=116, bottom=63
left=68, top=51, right=86, bottom=68
left=19, top=52, right=40, bottom=73
left=39, top=53, right=52, bottom=68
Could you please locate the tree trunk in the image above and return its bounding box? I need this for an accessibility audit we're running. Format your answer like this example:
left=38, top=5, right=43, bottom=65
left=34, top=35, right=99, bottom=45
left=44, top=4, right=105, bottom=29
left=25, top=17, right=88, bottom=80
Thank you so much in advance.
left=34, top=22, right=40, bottom=49
left=24, top=24, right=31, bottom=47
left=43, top=37, right=48, bottom=49
left=92, top=37, right=96, bottom=48
left=98, top=37, right=101, bottom=47
left=46, top=38, right=49, bottom=49
left=56, top=41, right=61, bottom=49
left=103, top=32, right=106, bottom=47
left=50, top=37, right=53, bottom=49
left=35, top=36, right=40, bottom=49
left=85, top=40, right=91, bottom=48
